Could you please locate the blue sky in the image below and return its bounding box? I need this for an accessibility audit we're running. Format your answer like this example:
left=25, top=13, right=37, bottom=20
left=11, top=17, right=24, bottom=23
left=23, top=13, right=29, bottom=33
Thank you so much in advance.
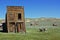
left=0, top=0, right=60, bottom=19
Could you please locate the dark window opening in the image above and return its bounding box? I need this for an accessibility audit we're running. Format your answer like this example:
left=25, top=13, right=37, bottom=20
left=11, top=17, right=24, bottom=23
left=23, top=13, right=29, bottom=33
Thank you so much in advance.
left=18, top=13, right=21, bottom=20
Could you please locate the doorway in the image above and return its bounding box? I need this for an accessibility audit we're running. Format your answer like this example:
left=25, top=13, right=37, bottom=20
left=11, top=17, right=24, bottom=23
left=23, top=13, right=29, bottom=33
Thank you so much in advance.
left=16, top=23, right=22, bottom=32
left=9, top=22, right=15, bottom=32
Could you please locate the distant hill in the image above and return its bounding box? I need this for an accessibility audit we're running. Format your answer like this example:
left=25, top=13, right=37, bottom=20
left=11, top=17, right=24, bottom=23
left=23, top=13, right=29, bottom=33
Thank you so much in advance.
left=0, top=19, right=5, bottom=23
left=25, top=18, right=60, bottom=22
left=25, top=18, right=60, bottom=26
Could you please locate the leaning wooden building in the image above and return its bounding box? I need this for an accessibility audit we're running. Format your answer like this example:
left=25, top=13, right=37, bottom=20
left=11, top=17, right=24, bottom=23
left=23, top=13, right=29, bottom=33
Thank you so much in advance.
left=5, top=6, right=26, bottom=33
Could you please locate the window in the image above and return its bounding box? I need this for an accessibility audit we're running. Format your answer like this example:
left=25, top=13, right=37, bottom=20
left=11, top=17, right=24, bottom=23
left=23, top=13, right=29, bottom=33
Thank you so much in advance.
left=18, top=13, right=21, bottom=20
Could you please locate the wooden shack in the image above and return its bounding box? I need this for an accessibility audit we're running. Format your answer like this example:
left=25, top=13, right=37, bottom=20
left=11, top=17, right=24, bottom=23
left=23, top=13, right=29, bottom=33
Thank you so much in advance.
left=6, top=6, right=26, bottom=33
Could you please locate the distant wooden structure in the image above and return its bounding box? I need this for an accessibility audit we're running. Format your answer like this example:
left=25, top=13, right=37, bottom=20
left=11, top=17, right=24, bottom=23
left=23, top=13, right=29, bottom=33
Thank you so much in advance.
left=5, top=6, right=26, bottom=33
left=53, top=24, right=57, bottom=26
left=39, top=28, right=47, bottom=32
left=30, top=21, right=39, bottom=26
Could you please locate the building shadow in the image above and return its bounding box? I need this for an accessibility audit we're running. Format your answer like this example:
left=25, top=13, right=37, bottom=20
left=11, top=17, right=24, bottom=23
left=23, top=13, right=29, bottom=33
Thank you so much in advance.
left=0, top=23, right=8, bottom=33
